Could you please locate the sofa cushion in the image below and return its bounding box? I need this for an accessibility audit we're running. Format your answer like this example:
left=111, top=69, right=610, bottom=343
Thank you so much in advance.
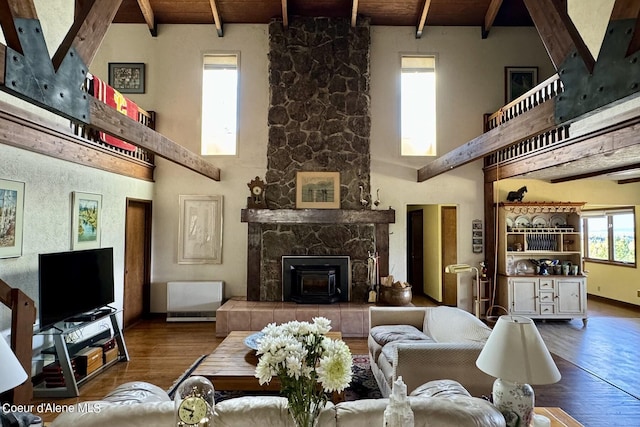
left=370, top=324, right=430, bottom=346
left=410, top=379, right=472, bottom=398
left=380, top=338, right=436, bottom=367
left=423, top=306, right=491, bottom=344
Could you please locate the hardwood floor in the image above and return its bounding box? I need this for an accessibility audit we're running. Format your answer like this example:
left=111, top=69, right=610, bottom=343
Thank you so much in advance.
left=30, top=295, right=639, bottom=426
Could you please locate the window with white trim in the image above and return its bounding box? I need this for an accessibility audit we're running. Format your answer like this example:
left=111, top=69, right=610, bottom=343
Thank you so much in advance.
left=583, top=208, right=636, bottom=266
left=201, top=54, right=238, bottom=155
left=401, top=55, right=436, bottom=156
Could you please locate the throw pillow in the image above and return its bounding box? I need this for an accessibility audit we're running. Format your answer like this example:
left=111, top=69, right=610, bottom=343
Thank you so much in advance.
left=370, top=324, right=430, bottom=346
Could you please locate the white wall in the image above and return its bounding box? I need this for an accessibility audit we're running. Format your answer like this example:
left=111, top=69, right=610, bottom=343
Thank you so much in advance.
left=89, top=23, right=554, bottom=310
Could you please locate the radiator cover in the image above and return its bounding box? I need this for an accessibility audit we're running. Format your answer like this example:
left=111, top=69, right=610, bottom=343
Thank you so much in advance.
left=166, top=281, right=223, bottom=322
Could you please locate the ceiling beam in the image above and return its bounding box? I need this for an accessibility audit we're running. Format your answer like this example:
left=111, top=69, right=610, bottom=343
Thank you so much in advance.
left=136, top=0, right=157, bottom=36
left=52, top=0, right=122, bottom=70
left=550, top=162, right=640, bottom=183
left=208, top=0, right=223, bottom=37
left=89, top=96, right=221, bottom=180
left=417, top=101, right=556, bottom=181
left=482, top=0, right=504, bottom=39
left=416, top=0, right=432, bottom=38
left=523, top=0, right=594, bottom=74
left=484, top=114, right=640, bottom=182
left=0, top=98, right=154, bottom=181
left=351, top=0, right=358, bottom=27
left=282, top=0, right=288, bottom=29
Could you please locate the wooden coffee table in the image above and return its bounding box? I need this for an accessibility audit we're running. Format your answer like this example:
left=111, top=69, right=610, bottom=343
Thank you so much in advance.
left=535, top=407, right=584, bottom=426
left=191, top=330, right=342, bottom=392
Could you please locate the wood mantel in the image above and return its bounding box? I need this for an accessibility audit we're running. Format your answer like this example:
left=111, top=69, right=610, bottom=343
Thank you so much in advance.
left=240, top=208, right=395, bottom=224
left=241, top=208, right=395, bottom=301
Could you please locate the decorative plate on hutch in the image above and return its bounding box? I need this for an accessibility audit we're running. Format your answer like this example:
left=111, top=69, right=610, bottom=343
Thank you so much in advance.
left=549, top=214, right=567, bottom=227
left=514, top=216, right=530, bottom=228
left=532, top=216, right=547, bottom=227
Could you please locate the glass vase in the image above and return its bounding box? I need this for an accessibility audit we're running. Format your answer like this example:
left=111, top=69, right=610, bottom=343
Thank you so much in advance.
left=288, top=398, right=322, bottom=427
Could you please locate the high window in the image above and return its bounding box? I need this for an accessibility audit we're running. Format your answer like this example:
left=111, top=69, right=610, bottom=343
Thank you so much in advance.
left=201, top=54, right=238, bottom=155
left=583, top=208, right=636, bottom=266
left=401, top=55, right=436, bottom=156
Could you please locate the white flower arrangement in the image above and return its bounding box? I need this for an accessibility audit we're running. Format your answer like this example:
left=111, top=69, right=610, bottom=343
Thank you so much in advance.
left=254, top=317, right=353, bottom=427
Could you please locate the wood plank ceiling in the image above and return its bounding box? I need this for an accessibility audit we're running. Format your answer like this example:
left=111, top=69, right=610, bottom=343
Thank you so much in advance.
left=109, top=0, right=532, bottom=37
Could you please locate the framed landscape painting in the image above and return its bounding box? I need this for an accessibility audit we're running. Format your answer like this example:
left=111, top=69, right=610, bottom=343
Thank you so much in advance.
left=505, top=66, right=538, bottom=103
left=72, top=192, right=102, bottom=250
left=0, top=179, right=25, bottom=258
left=296, top=171, right=340, bottom=209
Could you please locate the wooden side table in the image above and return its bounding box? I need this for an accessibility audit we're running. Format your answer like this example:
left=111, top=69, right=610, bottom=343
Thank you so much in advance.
left=535, top=407, right=584, bottom=426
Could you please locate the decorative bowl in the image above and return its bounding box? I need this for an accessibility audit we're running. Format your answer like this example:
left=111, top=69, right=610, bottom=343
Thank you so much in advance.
left=378, top=285, right=412, bottom=306
left=244, top=332, right=264, bottom=350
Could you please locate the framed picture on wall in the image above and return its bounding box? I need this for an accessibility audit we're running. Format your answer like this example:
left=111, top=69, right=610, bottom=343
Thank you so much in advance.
left=72, top=192, right=102, bottom=250
left=0, top=179, right=25, bottom=258
left=108, top=62, right=146, bottom=94
left=295, top=172, right=340, bottom=209
left=505, top=66, right=538, bottom=103
left=178, top=195, right=223, bottom=264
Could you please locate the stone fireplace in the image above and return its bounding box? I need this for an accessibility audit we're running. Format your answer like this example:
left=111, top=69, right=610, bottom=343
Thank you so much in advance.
left=241, top=17, right=394, bottom=303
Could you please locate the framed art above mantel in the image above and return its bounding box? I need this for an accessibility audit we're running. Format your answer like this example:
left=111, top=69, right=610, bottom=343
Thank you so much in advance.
left=295, top=171, right=340, bottom=209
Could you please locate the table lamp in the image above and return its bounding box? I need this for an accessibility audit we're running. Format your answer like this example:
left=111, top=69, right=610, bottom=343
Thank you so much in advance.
left=0, top=336, right=28, bottom=394
left=476, top=315, right=561, bottom=427
left=444, top=263, right=481, bottom=318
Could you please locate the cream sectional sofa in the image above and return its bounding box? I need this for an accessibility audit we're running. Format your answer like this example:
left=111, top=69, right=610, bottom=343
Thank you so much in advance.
left=50, top=380, right=505, bottom=427
left=368, top=305, right=495, bottom=397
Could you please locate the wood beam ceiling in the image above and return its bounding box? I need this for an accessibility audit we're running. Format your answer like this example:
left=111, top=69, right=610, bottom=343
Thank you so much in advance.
left=0, top=0, right=221, bottom=181
left=482, top=0, right=504, bottom=38
left=208, top=0, right=223, bottom=36
left=416, top=0, right=432, bottom=38
left=136, top=0, right=157, bottom=36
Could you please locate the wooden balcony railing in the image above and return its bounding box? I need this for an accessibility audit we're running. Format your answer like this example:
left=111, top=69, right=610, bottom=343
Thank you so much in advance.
left=484, top=74, right=569, bottom=167
left=71, top=76, right=155, bottom=166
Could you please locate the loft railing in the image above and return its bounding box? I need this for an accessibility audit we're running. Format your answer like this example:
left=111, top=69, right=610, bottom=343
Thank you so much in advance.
left=71, top=76, right=155, bottom=165
left=484, top=74, right=569, bottom=167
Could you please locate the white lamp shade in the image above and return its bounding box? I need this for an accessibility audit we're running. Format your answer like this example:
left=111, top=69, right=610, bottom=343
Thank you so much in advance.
left=476, top=315, right=561, bottom=385
left=0, top=336, right=28, bottom=394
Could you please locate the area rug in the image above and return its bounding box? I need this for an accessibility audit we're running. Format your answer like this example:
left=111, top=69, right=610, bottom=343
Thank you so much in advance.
left=168, top=354, right=382, bottom=401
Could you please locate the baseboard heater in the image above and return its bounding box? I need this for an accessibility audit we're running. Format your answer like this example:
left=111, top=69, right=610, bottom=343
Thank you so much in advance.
left=166, top=280, right=224, bottom=322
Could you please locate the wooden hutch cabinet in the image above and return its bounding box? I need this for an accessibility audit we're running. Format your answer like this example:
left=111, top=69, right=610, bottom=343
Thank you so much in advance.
left=497, top=202, right=588, bottom=326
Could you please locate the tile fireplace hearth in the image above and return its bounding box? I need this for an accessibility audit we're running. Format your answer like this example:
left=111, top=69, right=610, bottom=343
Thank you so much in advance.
left=215, top=298, right=371, bottom=338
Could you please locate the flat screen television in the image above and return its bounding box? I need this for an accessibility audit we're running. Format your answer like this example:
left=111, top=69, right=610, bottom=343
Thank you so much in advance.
left=38, top=247, right=115, bottom=331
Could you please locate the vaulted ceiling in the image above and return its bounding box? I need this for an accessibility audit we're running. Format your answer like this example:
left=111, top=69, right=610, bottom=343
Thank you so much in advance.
left=107, top=0, right=533, bottom=37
